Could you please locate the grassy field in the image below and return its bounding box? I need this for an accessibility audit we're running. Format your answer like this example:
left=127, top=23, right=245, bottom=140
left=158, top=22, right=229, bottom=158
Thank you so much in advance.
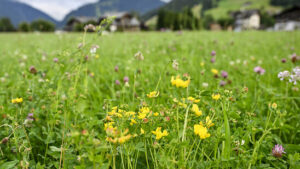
left=0, top=31, right=299, bottom=168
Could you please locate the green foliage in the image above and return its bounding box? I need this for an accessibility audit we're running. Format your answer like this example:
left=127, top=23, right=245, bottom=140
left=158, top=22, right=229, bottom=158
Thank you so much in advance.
left=202, top=14, right=215, bottom=30
left=18, top=22, right=31, bottom=32
left=217, top=17, right=234, bottom=29
left=157, top=8, right=201, bottom=30
left=260, top=11, right=275, bottom=28
left=270, top=0, right=300, bottom=6
left=0, top=18, right=15, bottom=32
left=30, top=19, right=55, bottom=32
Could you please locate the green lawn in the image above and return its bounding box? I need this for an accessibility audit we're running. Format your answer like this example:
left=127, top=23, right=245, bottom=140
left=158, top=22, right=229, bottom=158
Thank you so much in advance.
left=0, top=31, right=299, bottom=168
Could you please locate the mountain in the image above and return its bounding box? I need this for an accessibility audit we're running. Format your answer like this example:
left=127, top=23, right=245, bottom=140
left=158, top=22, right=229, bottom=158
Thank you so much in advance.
left=0, top=0, right=57, bottom=27
left=142, top=0, right=203, bottom=20
left=61, top=0, right=166, bottom=26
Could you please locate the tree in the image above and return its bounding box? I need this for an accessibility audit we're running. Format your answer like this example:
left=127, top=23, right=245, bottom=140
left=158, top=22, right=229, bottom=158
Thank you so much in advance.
left=30, top=19, right=55, bottom=32
left=18, top=22, right=31, bottom=32
left=202, top=14, right=215, bottom=30
left=217, top=17, right=234, bottom=30
left=0, top=18, right=15, bottom=32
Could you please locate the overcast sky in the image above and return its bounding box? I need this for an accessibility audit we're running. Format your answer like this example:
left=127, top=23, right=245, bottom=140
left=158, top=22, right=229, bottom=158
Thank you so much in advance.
left=17, top=0, right=171, bottom=21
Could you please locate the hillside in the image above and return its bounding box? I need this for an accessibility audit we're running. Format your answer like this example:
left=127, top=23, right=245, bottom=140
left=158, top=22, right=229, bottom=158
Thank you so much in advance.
left=61, top=0, right=165, bottom=26
left=0, top=0, right=57, bottom=27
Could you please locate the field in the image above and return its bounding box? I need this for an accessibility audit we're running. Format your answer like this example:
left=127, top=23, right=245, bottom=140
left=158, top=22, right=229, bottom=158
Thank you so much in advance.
left=0, top=31, right=299, bottom=168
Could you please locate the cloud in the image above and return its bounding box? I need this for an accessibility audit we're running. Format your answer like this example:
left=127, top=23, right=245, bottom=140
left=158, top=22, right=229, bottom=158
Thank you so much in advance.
left=17, top=0, right=98, bottom=20
left=16, top=0, right=171, bottom=21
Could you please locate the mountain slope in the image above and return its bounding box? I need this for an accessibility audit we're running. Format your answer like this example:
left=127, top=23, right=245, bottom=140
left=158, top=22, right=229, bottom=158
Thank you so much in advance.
left=61, top=0, right=165, bottom=26
left=0, top=0, right=57, bottom=27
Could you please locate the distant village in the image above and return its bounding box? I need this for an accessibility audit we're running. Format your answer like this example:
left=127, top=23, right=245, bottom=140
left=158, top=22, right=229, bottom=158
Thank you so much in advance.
left=0, top=5, right=300, bottom=32
left=64, top=5, right=300, bottom=32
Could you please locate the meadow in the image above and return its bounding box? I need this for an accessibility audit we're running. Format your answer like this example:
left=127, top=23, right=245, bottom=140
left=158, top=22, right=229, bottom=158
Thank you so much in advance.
left=0, top=30, right=299, bottom=169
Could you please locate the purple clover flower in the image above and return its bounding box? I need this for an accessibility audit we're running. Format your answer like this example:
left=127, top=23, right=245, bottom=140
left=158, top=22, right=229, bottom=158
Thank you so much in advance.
left=123, top=76, right=129, bottom=83
left=272, top=144, right=285, bottom=158
left=115, top=80, right=120, bottom=85
left=211, top=50, right=216, bottom=56
left=221, top=71, right=228, bottom=78
left=254, top=66, right=265, bottom=75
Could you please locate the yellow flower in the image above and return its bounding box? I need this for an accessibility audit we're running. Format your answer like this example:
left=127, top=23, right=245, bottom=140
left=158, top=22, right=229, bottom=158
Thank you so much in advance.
left=140, top=128, right=145, bottom=134
left=11, top=98, right=23, bottom=104
left=152, top=127, right=168, bottom=140
left=194, top=124, right=210, bottom=139
left=187, top=97, right=200, bottom=103
left=212, top=94, right=221, bottom=101
left=130, top=119, right=137, bottom=126
left=191, top=104, right=202, bottom=116
left=95, top=54, right=99, bottom=59
left=118, top=135, right=131, bottom=144
left=211, top=69, right=219, bottom=75
left=200, top=62, right=205, bottom=67
left=171, top=76, right=190, bottom=88
left=154, top=112, right=159, bottom=116
left=147, top=91, right=159, bottom=98
left=206, top=116, right=214, bottom=128
left=271, top=103, right=277, bottom=109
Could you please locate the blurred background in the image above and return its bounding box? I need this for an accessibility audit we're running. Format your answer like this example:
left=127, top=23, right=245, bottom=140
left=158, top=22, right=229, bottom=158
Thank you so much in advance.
left=0, top=0, right=299, bottom=32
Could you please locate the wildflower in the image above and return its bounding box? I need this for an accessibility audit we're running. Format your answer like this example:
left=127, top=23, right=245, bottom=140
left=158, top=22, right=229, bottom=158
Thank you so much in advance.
left=281, top=58, right=287, bottom=63
left=154, top=112, right=159, bottom=116
left=29, top=66, right=37, bottom=74
left=278, top=71, right=290, bottom=81
left=172, top=60, right=179, bottom=70
left=84, top=24, right=96, bottom=31
left=191, top=104, right=202, bottom=116
left=152, top=127, right=168, bottom=140
left=171, top=75, right=190, bottom=88
left=211, top=50, right=216, bottom=56
left=210, top=57, right=216, bottom=63
left=289, top=67, right=300, bottom=85
left=221, top=71, right=228, bottom=78
left=254, top=66, right=265, bottom=75
left=291, top=53, right=299, bottom=63
left=212, top=94, right=221, bottom=101
left=147, top=91, right=159, bottom=98
left=202, top=83, right=209, bottom=88
left=134, top=51, right=144, bottom=60
left=271, top=103, right=277, bottom=109
left=130, top=119, right=137, bottom=126
left=11, top=98, right=23, bottom=104
left=187, top=97, right=200, bottom=103
left=95, top=54, right=99, bottom=59
left=53, top=58, right=59, bottom=63
left=194, top=123, right=210, bottom=139
left=115, top=80, right=120, bottom=85
left=27, top=113, right=34, bottom=121
left=200, top=62, right=205, bottom=67
left=114, top=66, right=119, bottom=72
left=211, top=69, right=219, bottom=75
left=205, top=116, right=214, bottom=128
left=90, top=45, right=99, bottom=54
left=220, top=80, right=226, bottom=87
left=272, top=144, right=285, bottom=158
left=123, top=76, right=129, bottom=83
left=140, top=128, right=145, bottom=134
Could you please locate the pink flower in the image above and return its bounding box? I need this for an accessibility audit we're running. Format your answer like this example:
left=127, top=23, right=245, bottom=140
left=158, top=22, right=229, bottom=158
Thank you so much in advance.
left=221, top=71, right=228, bottom=78
left=115, top=80, right=120, bottom=85
left=272, top=144, right=285, bottom=158
left=254, top=66, right=265, bottom=75
left=211, top=50, right=216, bottom=56
left=123, top=76, right=129, bottom=83
left=114, top=66, right=119, bottom=72
left=53, top=58, right=59, bottom=63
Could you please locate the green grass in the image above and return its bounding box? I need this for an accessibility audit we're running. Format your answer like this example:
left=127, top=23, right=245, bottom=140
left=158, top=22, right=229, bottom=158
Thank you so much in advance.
left=206, top=0, right=282, bottom=19
left=0, top=31, right=299, bottom=168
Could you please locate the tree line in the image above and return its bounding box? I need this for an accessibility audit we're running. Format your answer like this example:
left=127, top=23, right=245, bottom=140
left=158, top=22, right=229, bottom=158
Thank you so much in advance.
left=0, top=17, right=55, bottom=32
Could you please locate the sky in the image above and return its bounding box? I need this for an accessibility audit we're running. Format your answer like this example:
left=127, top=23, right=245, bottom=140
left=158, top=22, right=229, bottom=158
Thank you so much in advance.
left=17, top=0, right=171, bottom=21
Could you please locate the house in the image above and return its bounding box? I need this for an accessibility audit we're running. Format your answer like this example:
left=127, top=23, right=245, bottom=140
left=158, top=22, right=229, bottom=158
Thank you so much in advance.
left=100, top=12, right=141, bottom=32
left=231, top=10, right=260, bottom=31
left=64, top=17, right=98, bottom=31
left=274, top=6, right=300, bottom=31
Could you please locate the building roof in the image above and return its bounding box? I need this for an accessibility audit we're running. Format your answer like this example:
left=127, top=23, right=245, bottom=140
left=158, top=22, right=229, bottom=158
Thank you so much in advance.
left=231, top=10, right=260, bottom=19
left=275, top=6, right=300, bottom=22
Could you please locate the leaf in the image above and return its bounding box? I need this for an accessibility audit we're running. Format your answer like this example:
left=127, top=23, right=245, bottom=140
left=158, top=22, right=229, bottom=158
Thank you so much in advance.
left=50, top=146, right=61, bottom=152
left=0, top=160, right=19, bottom=169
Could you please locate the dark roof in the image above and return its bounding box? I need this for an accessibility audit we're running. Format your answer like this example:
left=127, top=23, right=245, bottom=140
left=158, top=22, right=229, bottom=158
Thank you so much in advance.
left=231, top=10, right=260, bottom=19
left=275, top=6, right=300, bottom=22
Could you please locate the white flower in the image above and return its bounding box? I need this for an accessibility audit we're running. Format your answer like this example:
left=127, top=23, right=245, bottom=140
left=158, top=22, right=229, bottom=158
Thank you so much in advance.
left=278, top=71, right=290, bottom=81
left=202, top=82, right=209, bottom=88
left=172, top=60, right=179, bottom=70
left=90, top=45, right=99, bottom=54
left=134, top=51, right=144, bottom=61
left=289, top=67, right=300, bottom=85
